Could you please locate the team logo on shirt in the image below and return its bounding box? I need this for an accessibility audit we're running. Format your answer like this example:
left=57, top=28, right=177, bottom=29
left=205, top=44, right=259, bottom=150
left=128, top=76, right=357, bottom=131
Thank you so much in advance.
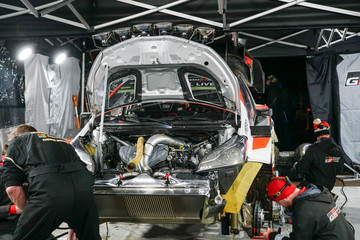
left=327, top=205, right=341, bottom=222
left=37, top=133, right=47, bottom=138
left=325, top=157, right=340, bottom=163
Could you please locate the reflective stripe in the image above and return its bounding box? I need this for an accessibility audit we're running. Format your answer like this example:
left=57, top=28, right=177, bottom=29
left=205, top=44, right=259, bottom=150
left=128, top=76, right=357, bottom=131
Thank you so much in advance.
left=4, top=156, right=24, bottom=171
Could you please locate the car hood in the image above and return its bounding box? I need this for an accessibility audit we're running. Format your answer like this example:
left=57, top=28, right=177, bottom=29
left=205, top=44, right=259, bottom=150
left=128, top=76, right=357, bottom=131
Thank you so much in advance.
left=86, top=35, right=241, bottom=113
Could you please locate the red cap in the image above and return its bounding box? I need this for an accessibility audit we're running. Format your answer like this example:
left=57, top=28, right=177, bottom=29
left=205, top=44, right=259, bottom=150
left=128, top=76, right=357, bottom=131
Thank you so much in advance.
left=267, top=177, right=296, bottom=201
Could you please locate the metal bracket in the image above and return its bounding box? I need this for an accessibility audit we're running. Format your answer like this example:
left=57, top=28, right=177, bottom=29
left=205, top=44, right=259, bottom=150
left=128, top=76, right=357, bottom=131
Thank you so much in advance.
left=315, top=28, right=357, bottom=51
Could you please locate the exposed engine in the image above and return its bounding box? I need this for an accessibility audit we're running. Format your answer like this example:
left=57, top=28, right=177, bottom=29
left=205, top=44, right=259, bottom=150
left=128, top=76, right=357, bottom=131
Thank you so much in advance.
left=83, top=127, right=234, bottom=178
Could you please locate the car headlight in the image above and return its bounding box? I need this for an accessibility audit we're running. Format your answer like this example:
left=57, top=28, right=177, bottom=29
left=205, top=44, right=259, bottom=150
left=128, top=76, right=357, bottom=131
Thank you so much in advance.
left=196, top=135, right=247, bottom=173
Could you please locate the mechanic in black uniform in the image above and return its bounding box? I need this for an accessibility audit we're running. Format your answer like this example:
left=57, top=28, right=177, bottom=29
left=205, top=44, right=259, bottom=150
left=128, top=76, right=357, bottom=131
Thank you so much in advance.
left=2, top=124, right=101, bottom=240
left=0, top=144, right=22, bottom=240
left=265, top=75, right=293, bottom=150
left=293, top=118, right=352, bottom=191
left=263, top=176, right=354, bottom=240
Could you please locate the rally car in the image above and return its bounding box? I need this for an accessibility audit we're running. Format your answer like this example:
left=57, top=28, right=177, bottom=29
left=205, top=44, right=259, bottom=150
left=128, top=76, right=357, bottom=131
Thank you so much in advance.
left=71, top=33, right=274, bottom=235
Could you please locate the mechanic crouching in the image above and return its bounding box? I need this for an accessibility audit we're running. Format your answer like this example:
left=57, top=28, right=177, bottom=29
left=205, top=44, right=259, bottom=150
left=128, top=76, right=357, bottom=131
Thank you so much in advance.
left=2, top=124, right=101, bottom=240
left=263, top=176, right=354, bottom=240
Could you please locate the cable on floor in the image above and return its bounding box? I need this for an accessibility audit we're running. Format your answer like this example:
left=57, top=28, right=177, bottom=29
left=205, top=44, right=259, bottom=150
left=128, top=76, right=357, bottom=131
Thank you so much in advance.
left=106, top=222, right=109, bottom=240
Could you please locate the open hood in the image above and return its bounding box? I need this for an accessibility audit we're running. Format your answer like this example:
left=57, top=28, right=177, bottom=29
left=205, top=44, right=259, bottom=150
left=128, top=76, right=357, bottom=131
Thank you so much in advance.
left=86, top=35, right=240, bottom=113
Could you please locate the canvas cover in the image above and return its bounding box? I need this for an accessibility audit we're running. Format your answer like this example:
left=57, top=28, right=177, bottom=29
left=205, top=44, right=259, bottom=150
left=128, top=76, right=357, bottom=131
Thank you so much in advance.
left=336, top=53, right=360, bottom=164
left=24, top=53, right=80, bottom=137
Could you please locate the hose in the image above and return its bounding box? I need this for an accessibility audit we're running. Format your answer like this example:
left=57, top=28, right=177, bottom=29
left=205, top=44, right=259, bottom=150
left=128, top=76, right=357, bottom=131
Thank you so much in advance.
left=336, top=177, right=348, bottom=209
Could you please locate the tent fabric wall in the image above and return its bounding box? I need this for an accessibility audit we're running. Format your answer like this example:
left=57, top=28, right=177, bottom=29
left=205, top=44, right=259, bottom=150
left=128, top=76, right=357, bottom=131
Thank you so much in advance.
left=24, top=54, right=51, bottom=133
left=49, top=57, right=80, bottom=137
left=305, top=52, right=340, bottom=141
left=24, top=54, right=80, bottom=137
left=336, top=53, right=360, bottom=164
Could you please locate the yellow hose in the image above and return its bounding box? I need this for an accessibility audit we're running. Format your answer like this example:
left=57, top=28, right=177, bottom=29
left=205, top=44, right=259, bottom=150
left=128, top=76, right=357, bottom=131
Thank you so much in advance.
left=127, top=137, right=145, bottom=172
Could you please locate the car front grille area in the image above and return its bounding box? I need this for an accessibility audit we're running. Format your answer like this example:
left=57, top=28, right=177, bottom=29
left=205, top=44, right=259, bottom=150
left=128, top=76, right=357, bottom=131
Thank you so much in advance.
left=124, top=195, right=175, bottom=219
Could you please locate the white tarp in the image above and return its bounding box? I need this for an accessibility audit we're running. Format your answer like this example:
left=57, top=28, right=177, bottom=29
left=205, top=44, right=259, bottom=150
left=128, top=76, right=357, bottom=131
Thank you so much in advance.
left=336, top=53, right=360, bottom=164
left=24, top=54, right=51, bottom=133
left=24, top=53, right=80, bottom=138
left=49, top=58, right=80, bottom=137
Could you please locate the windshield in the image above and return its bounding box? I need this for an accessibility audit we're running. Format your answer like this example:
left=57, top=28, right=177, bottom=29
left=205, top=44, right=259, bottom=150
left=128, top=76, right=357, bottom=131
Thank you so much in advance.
left=105, top=66, right=227, bottom=111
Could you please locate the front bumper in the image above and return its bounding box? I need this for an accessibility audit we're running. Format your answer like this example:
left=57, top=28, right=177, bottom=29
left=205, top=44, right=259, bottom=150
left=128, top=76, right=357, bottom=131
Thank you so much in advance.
left=94, top=173, right=210, bottom=223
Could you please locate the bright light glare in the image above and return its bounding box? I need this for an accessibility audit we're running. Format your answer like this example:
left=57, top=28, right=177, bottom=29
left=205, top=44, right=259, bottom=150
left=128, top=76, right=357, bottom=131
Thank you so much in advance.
left=18, top=47, right=33, bottom=60
left=55, top=52, right=67, bottom=64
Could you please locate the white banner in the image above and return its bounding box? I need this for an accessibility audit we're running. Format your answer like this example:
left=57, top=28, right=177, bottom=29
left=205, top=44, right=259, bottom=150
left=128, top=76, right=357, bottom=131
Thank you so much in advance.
left=337, top=53, right=360, bottom=164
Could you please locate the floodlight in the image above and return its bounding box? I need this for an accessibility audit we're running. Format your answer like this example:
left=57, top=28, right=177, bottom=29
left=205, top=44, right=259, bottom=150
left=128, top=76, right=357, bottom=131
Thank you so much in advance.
left=174, top=24, right=194, bottom=38
left=154, top=22, right=173, bottom=35
left=133, top=23, right=152, bottom=36
left=18, top=47, right=33, bottom=61
left=54, top=52, right=67, bottom=64
left=113, top=27, right=131, bottom=41
left=92, top=32, right=111, bottom=46
left=196, top=27, right=215, bottom=43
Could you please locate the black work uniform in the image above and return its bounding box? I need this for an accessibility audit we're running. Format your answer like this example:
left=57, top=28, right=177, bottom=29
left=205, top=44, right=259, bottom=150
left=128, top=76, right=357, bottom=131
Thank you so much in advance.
left=0, top=164, right=19, bottom=240
left=294, top=137, right=345, bottom=191
left=3, top=132, right=101, bottom=240
left=268, top=184, right=354, bottom=240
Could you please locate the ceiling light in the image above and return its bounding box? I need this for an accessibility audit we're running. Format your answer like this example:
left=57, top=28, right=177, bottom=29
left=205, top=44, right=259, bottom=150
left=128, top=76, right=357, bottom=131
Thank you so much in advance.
left=133, top=23, right=152, bottom=36
left=18, top=47, right=33, bottom=61
left=113, top=27, right=132, bottom=41
left=154, top=22, right=173, bottom=35
left=196, top=27, right=215, bottom=43
left=174, top=24, right=194, bottom=38
left=92, top=32, right=111, bottom=46
left=54, top=52, right=67, bottom=64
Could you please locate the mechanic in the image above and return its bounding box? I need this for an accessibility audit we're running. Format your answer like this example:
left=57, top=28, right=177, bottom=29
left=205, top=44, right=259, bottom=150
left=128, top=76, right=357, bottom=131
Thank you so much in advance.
left=2, top=124, right=101, bottom=240
left=0, top=144, right=22, bottom=240
left=265, top=74, right=293, bottom=150
left=293, top=118, right=352, bottom=191
left=263, top=176, right=354, bottom=240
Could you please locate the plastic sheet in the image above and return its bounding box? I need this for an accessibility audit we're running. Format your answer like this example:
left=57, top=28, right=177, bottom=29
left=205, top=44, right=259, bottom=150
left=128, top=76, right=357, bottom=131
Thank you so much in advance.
left=0, top=54, right=25, bottom=128
left=24, top=54, right=80, bottom=137
left=0, top=53, right=25, bottom=151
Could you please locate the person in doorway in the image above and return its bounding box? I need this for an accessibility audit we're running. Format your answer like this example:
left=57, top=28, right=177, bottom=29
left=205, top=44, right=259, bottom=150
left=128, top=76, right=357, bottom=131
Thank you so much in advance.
left=293, top=118, right=352, bottom=192
left=2, top=124, right=101, bottom=240
left=263, top=176, right=354, bottom=240
left=0, top=144, right=22, bottom=240
left=265, top=74, right=293, bottom=150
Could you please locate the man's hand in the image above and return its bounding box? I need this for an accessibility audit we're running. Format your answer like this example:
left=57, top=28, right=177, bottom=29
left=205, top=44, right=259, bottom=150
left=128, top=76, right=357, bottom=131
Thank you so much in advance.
left=67, top=229, right=76, bottom=240
left=15, top=205, right=23, bottom=214
left=263, top=228, right=274, bottom=240
left=6, top=186, right=27, bottom=210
